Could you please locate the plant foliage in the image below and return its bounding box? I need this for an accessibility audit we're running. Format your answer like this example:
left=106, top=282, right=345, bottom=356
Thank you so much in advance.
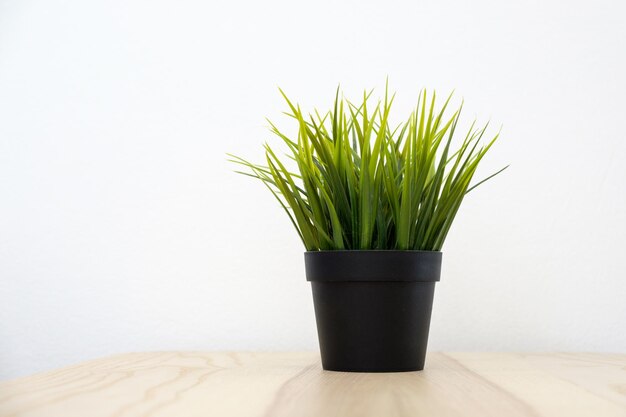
left=229, top=84, right=507, bottom=251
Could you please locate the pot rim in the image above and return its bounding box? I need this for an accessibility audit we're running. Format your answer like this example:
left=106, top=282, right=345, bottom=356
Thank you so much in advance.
left=305, top=250, right=442, bottom=282
left=305, top=249, right=441, bottom=253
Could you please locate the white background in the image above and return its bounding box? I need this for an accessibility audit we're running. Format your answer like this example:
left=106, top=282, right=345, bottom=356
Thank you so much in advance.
left=1, top=0, right=625, bottom=380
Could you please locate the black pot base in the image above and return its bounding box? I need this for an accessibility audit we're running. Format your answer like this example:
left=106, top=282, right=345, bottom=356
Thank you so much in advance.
left=306, top=250, right=441, bottom=372
left=311, top=280, right=436, bottom=372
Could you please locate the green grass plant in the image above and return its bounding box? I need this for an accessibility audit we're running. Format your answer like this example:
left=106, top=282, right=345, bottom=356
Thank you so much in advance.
left=229, top=84, right=507, bottom=251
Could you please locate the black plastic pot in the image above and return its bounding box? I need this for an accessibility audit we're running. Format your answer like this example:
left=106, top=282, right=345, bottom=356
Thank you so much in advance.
left=305, top=250, right=442, bottom=372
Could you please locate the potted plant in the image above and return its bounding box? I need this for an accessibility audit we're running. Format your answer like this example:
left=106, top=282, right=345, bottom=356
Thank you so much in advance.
left=229, top=84, right=506, bottom=372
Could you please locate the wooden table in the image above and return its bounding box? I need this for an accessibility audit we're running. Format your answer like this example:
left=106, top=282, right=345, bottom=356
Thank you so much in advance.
left=1, top=352, right=624, bottom=417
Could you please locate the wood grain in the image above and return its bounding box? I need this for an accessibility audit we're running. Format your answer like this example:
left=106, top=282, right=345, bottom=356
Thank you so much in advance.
left=0, top=352, right=624, bottom=417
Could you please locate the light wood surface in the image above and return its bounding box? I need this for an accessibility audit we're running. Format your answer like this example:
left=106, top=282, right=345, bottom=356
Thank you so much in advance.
left=0, top=352, right=625, bottom=417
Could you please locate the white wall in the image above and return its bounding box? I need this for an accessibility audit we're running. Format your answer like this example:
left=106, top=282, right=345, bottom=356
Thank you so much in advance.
left=1, top=0, right=625, bottom=380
